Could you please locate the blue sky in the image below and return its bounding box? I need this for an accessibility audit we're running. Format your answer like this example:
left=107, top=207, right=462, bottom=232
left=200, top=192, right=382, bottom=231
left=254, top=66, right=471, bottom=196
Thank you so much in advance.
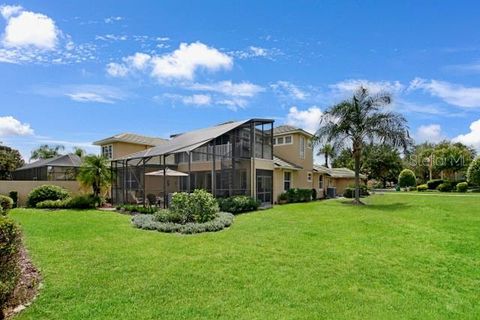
left=1, top=0, right=480, bottom=160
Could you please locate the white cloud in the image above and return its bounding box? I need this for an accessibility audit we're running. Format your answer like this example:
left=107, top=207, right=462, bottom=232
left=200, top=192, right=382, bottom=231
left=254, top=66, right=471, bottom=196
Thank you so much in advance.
left=0, top=116, right=34, bottom=136
left=182, top=94, right=211, bottom=105
left=106, top=62, right=129, bottom=77
left=232, top=46, right=281, bottom=59
left=189, top=81, right=264, bottom=97
left=150, top=42, right=232, bottom=80
left=453, top=119, right=480, bottom=151
left=95, top=34, right=128, bottom=41
left=415, top=124, right=446, bottom=143
left=271, top=81, right=307, bottom=100
left=409, top=78, right=480, bottom=108
left=0, top=5, right=22, bottom=19
left=104, top=16, right=123, bottom=24
left=107, top=42, right=232, bottom=81
left=34, top=84, right=127, bottom=104
left=330, top=79, right=405, bottom=95
left=2, top=8, right=58, bottom=49
left=286, top=106, right=323, bottom=134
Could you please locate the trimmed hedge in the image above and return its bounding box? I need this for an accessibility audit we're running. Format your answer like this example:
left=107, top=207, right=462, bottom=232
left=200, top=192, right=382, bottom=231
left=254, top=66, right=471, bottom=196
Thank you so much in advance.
left=116, top=204, right=157, bottom=214
left=456, top=182, right=468, bottom=193
left=437, top=182, right=453, bottom=192
left=427, top=179, right=444, bottom=190
left=0, top=216, right=21, bottom=315
left=27, top=185, right=69, bottom=208
left=467, top=157, right=480, bottom=186
left=417, top=184, right=428, bottom=192
left=36, top=195, right=99, bottom=209
left=0, top=195, right=14, bottom=215
left=170, top=190, right=219, bottom=223
left=286, top=188, right=313, bottom=203
left=132, top=212, right=234, bottom=234
left=398, top=169, right=416, bottom=188
left=217, top=196, right=260, bottom=214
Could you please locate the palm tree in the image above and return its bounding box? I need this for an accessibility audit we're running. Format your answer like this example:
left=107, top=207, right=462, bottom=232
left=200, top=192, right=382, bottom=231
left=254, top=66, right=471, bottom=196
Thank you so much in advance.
left=73, top=147, right=86, bottom=158
left=316, top=87, right=411, bottom=204
left=30, top=144, right=65, bottom=160
left=318, top=143, right=336, bottom=167
left=77, top=155, right=111, bottom=198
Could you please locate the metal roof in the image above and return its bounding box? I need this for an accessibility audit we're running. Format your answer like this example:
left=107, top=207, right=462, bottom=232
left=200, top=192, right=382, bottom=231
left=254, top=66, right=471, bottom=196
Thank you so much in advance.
left=313, top=164, right=367, bottom=179
left=273, top=156, right=302, bottom=170
left=93, top=132, right=168, bottom=146
left=116, top=119, right=272, bottom=161
left=16, top=154, right=82, bottom=171
left=273, top=125, right=314, bottom=137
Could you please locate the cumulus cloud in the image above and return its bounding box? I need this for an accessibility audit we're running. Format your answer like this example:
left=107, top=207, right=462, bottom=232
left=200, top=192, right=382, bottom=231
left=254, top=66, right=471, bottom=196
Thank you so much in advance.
left=409, top=78, right=480, bottom=108
left=330, top=79, right=405, bottom=95
left=189, top=81, right=264, bottom=97
left=160, top=93, right=212, bottom=106
left=415, top=124, right=446, bottom=143
left=1, top=6, right=58, bottom=49
left=0, top=116, right=34, bottom=136
left=453, top=119, right=480, bottom=151
left=106, top=62, right=128, bottom=77
left=271, top=81, right=307, bottom=100
left=107, top=42, right=232, bottom=81
left=286, top=106, right=323, bottom=134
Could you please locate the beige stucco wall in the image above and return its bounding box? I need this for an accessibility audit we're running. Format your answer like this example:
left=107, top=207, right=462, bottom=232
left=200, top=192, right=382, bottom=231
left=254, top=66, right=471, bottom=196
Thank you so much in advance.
left=0, top=180, right=82, bottom=206
left=111, top=142, right=154, bottom=159
left=273, top=132, right=313, bottom=172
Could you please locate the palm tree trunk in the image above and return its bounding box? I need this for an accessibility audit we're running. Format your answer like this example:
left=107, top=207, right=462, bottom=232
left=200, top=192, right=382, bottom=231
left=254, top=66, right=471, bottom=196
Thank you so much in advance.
left=324, top=154, right=328, bottom=167
left=353, top=149, right=364, bottom=205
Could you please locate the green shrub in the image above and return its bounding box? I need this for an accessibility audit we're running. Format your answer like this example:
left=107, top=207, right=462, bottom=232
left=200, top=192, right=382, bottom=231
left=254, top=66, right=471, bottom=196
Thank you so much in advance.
left=286, top=188, right=312, bottom=203
left=0, top=216, right=21, bottom=313
left=133, top=212, right=234, bottom=234
left=170, top=190, right=219, bottom=223
left=68, top=195, right=98, bottom=209
left=36, top=198, right=70, bottom=209
left=154, top=209, right=184, bottom=224
left=116, top=204, right=156, bottom=214
left=27, top=185, right=69, bottom=208
left=278, top=192, right=288, bottom=202
left=410, top=186, right=417, bottom=191
left=311, top=188, right=317, bottom=200
left=467, top=157, right=480, bottom=186
left=437, top=182, right=453, bottom=192
left=0, top=195, right=14, bottom=215
left=343, top=185, right=369, bottom=198
left=427, top=179, right=444, bottom=190
left=8, top=191, right=17, bottom=208
left=456, top=182, right=468, bottom=193
left=417, top=184, right=428, bottom=192
left=398, top=169, right=416, bottom=188
left=217, top=196, right=260, bottom=214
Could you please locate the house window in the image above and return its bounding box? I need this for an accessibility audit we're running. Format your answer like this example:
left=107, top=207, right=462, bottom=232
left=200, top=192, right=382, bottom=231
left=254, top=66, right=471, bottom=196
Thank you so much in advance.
left=102, top=145, right=113, bottom=159
left=285, top=136, right=292, bottom=144
left=319, top=175, right=324, bottom=189
left=307, top=139, right=312, bottom=148
left=283, top=171, right=291, bottom=191
left=307, top=172, right=312, bottom=182
left=274, top=135, right=292, bottom=146
left=299, top=137, right=305, bottom=159
left=277, top=137, right=284, bottom=144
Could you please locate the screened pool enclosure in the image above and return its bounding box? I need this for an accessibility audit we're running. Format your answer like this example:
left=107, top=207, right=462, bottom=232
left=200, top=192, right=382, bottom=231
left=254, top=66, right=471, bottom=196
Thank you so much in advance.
left=110, top=119, right=274, bottom=207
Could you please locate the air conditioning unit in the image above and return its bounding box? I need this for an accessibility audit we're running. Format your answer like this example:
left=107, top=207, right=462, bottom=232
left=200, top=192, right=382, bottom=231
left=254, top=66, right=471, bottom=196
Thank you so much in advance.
left=326, top=187, right=336, bottom=198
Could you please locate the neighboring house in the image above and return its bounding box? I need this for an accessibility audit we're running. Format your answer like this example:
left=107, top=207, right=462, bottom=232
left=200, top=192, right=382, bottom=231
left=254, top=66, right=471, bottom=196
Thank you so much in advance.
left=95, top=119, right=274, bottom=207
left=93, top=133, right=168, bottom=160
left=12, top=154, right=82, bottom=181
left=272, top=125, right=366, bottom=200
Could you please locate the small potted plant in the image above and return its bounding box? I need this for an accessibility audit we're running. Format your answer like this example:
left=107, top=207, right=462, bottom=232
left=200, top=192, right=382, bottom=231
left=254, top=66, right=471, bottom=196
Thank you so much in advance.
left=278, top=192, right=288, bottom=205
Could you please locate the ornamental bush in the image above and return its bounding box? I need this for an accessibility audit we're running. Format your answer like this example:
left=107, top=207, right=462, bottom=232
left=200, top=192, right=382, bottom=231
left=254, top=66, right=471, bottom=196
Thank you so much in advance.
left=170, top=190, right=219, bottom=223
left=27, top=185, right=70, bottom=208
left=36, top=194, right=100, bottom=209
left=456, top=182, right=468, bottom=193
left=467, top=157, right=480, bottom=186
left=286, top=188, right=313, bottom=203
left=398, top=169, right=416, bottom=188
left=427, top=179, right=444, bottom=190
left=217, top=196, right=260, bottom=214
left=0, top=216, right=21, bottom=315
left=417, top=184, right=428, bottom=192
left=437, top=182, right=453, bottom=192
left=0, top=195, right=14, bottom=215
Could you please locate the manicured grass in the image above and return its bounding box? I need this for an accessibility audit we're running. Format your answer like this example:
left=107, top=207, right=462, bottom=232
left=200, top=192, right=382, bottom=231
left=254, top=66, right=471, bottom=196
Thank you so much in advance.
left=10, top=194, right=480, bottom=319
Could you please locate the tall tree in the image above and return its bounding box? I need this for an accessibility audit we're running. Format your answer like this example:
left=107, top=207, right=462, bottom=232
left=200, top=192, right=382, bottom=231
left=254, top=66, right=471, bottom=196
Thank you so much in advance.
left=433, top=141, right=475, bottom=180
left=318, top=143, right=336, bottom=167
left=73, top=147, right=86, bottom=158
left=316, top=87, right=411, bottom=204
left=30, top=144, right=64, bottom=160
left=332, top=148, right=354, bottom=169
left=0, top=144, right=24, bottom=180
left=77, top=155, right=111, bottom=198
left=362, top=144, right=403, bottom=188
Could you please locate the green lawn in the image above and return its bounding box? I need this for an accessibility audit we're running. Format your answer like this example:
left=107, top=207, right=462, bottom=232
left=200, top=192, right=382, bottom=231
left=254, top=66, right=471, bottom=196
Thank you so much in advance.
left=10, top=194, right=480, bottom=319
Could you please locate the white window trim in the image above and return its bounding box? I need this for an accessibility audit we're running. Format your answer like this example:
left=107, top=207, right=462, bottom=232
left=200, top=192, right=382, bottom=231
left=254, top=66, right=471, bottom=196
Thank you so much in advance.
left=274, top=135, right=293, bottom=146
left=283, top=171, right=292, bottom=191
left=299, top=136, right=305, bottom=159
left=102, top=144, right=113, bottom=160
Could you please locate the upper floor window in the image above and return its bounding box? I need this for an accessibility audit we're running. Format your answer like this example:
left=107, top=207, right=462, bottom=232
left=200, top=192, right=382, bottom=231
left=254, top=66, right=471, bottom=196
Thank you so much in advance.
left=274, top=135, right=292, bottom=146
left=102, top=145, right=113, bottom=159
left=299, top=136, right=305, bottom=159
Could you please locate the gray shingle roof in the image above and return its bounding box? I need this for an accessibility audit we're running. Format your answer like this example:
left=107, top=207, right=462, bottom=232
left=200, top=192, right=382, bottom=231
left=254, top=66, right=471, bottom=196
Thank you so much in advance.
left=16, top=154, right=82, bottom=171
left=116, top=119, right=259, bottom=160
left=273, top=125, right=314, bottom=137
left=93, top=133, right=168, bottom=146
left=273, top=156, right=303, bottom=170
left=313, top=164, right=367, bottom=179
